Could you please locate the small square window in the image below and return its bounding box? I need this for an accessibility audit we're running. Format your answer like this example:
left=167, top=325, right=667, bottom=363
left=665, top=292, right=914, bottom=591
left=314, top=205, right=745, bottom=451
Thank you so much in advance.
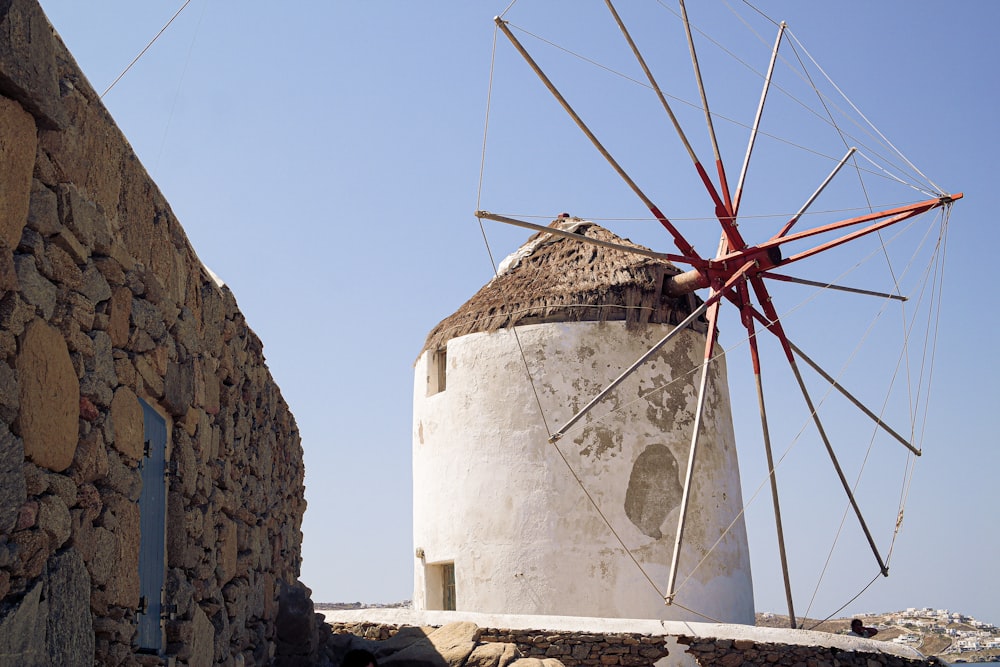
left=425, top=561, right=456, bottom=611
left=427, top=347, right=447, bottom=396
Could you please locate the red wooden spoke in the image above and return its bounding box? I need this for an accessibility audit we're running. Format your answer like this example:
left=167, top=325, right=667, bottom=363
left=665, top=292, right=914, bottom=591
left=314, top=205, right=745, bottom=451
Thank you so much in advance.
left=663, top=194, right=962, bottom=299
left=737, top=277, right=796, bottom=627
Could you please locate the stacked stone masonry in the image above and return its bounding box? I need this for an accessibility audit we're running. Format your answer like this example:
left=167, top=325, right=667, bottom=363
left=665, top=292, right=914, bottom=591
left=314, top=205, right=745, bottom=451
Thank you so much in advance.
left=326, top=623, right=945, bottom=667
left=0, top=1, right=308, bottom=665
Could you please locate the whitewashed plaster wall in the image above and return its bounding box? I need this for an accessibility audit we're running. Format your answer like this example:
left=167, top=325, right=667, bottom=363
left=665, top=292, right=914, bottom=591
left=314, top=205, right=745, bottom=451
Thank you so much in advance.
left=412, top=321, right=754, bottom=623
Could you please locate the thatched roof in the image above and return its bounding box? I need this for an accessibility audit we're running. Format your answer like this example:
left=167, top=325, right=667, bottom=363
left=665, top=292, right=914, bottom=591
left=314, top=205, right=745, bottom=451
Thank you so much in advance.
left=420, top=217, right=706, bottom=355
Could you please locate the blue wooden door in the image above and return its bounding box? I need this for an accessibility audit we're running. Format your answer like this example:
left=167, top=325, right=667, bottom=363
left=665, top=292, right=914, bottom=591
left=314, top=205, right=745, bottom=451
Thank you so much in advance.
left=137, top=398, right=167, bottom=653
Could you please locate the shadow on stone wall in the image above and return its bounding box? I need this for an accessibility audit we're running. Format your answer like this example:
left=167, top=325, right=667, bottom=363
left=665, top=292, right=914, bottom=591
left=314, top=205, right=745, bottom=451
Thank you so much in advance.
left=324, top=622, right=527, bottom=667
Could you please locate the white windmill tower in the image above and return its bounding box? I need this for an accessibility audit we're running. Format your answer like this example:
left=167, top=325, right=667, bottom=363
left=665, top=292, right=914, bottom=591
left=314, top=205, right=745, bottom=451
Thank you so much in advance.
left=411, top=217, right=754, bottom=623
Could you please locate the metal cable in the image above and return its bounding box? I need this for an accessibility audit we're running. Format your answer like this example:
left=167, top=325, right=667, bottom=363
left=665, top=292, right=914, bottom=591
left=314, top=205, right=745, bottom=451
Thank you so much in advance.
left=101, top=0, right=193, bottom=98
left=478, top=19, right=669, bottom=606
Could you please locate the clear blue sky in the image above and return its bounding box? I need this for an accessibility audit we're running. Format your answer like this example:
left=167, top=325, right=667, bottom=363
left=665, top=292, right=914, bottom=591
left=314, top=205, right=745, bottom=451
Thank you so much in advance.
left=37, top=1, right=999, bottom=625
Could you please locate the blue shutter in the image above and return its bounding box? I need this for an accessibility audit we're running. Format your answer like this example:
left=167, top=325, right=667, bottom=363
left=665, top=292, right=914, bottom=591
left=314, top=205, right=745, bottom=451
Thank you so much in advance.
left=137, top=398, right=167, bottom=653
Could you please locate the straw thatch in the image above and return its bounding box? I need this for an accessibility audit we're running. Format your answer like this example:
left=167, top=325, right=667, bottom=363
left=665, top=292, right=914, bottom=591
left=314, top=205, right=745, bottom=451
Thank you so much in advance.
left=420, top=218, right=706, bottom=355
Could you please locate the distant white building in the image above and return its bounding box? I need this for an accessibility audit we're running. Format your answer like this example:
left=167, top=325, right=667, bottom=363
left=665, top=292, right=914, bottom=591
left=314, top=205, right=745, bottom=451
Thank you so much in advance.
left=955, top=639, right=982, bottom=652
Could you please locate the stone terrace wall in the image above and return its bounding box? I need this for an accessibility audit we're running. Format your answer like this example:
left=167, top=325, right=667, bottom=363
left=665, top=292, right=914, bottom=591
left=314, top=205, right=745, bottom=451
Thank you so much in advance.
left=327, top=622, right=945, bottom=667
left=0, top=1, right=307, bottom=665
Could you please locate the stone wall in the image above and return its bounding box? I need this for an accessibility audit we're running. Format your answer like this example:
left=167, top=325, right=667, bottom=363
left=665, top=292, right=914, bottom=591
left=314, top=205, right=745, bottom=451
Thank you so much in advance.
left=0, top=1, right=308, bottom=665
left=326, top=622, right=945, bottom=667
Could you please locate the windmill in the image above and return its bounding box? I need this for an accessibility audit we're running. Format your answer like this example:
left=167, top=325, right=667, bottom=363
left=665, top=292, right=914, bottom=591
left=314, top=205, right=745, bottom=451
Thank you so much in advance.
left=470, top=0, right=960, bottom=627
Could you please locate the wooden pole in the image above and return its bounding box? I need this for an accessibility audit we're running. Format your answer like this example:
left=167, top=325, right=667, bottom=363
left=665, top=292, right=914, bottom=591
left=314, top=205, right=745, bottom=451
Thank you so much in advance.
left=665, top=296, right=722, bottom=605
left=775, top=147, right=858, bottom=239
left=678, top=0, right=735, bottom=219
left=760, top=272, right=907, bottom=302
left=474, top=211, right=697, bottom=266
left=733, top=22, right=786, bottom=216
left=494, top=17, right=701, bottom=260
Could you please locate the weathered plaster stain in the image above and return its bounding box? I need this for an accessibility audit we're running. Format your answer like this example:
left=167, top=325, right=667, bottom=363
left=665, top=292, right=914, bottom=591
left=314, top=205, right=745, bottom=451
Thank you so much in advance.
left=624, top=444, right=682, bottom=539
left=575, top=424, right=621, bottom=460
left=642, top=371, right=692, bottom=433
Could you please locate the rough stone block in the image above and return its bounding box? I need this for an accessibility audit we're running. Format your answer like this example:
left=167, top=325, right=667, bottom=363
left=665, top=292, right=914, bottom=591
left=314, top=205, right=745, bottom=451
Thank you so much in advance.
left=0, top=291, right=34, bottom=337
left=101, top=493, right=140, bottom=608
left=53, top=227, right=88, bottom=265
left=383, top=622, right=481, bottom=667
left=78, top=264, right=111, bottom=304
left=0, top=96, right=36, bottom=250
left=171, top=308, right=201, bottom=359
left=182, top=406, right=199, bottom=437
left=104, top=449, right=141, bottom=500
left=718, top=651, right=743, bottom=667
left=113, top=355, right=137, bottom=390
left=86, top=525, right=116, bottom=586
left=37, top=493, right=71, bottom=549
left=261, top=571, right=277, bottom=621
left=0, top=0, right=68, bottom=129
left=45, top=465, right=78, bottom=502
left=54, top=290, right=95, bottom=332
left=467, top=642, right=522, bottom=667
left=22, top=461, right=46, bottom=495
left=211, top=605, right=232, bottom=662
left=62, top=321, right=94, bottom=358
left=0, top=425, right=26, bottom=533
left=0, top=577, right=46, bottom=666
left=110, top=386, right=143, bottom=461
left=83, top=330, right=115, bottom=395
left=217, top=517, right=238, bottom=585
left=134, top=354, right=164, bottom=398
left=16, top=319, right=79, bottom=472
left=0, top=357, right=18, bottom=417
left=167, top=491, right=195, bottom=570
left=174, top=432, right=198, bottom=497
left=93, top=256, right=125, bottom=287
left=44, top=241, right=83, bottom=289
left=107, top=286, right=131, bottom=348
left=46, top=548, right=95, bottom=666
left=26, top=179, right=60, bottom=236
left=10, top=527, right=48, bottom=579
left=164, top=359, right=195, bottom=417
left=0, top=244, right=17, bottom=293
left=14, top=255, right=56, bottom=319
left=76, top=482, right=101, bottom=520
left=14, top=500, right=36, bottom=529
left=69, top=428, right=109, bottom=484
left=16, top=223, right=45, bottom=259
left=188, top=605, right=215, bottom=667
left=57, top=184, right=112, bottom=256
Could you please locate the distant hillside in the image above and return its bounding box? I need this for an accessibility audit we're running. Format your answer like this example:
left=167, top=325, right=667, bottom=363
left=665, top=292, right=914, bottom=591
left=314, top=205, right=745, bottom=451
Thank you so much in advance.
left=316, top=601, right=412, bottom=611
left=756, top=610, right=999, bottom=663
